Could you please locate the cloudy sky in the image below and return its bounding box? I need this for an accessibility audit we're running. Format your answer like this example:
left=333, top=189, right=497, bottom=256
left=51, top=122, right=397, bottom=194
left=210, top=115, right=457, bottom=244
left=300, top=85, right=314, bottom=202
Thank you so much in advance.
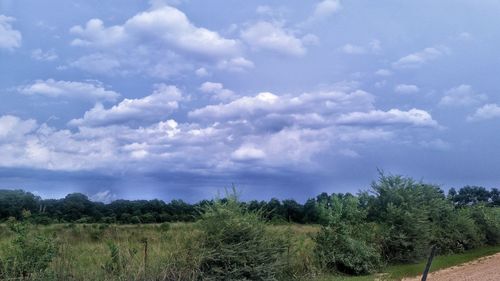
left=1, top=0, right=500, bottom=202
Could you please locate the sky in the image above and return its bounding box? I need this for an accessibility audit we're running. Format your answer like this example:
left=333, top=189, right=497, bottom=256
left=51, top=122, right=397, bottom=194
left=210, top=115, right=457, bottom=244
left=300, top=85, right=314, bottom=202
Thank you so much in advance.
left=1, top=0, right=500, bottom=202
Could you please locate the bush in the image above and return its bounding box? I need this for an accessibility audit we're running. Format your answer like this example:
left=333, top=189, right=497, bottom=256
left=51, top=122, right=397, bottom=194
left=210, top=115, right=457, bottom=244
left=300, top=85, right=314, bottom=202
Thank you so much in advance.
left=141, top=213, right=156, bottom=223
left=198, top=194, right=286, bottom=281
left=470, top=206, right=500, bottom=245
left=160, top=222, right=171, bottom=232
left=130, top=216, right=141, bottom=224
left=432, top=207, right=483, bottom=253
left=102, top=241, right=126, bottom=275
left=0, top=220, right=57, bottom=279
left=30, top=215, right=53, bottom=225
left=314, top=224, right=381, bottom=275
left=101, top=216, right=116, bottom=224
left=367, top=174, right=444, bottom=262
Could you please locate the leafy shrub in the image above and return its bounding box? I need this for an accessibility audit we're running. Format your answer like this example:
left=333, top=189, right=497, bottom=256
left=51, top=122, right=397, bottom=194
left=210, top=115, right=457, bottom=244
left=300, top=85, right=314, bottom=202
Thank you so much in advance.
left=432, top=207, right=482, bottom=253
left=30, top=215, right=53, bottom=225
left=141, top=213, right=156, bottom=223
left=198, top=194, right=286, bottom=281
left=130, top=216, right=141, bottom=224
left=470, top=206, right=500, bottom=245
left=377, top=203, right=431, bottom=263
left=102, top=241, right=125, bottom=275
left=75, top=216, right=93, bottom=223
left=367, top=174, right=444, bottom=262
left=101, top=216, right=117, bottom=224
left=160, top=222, right=171, bottom=232
left=0, top=220, right=57, bottom=279
left=314, top=224, right=381, bottom=275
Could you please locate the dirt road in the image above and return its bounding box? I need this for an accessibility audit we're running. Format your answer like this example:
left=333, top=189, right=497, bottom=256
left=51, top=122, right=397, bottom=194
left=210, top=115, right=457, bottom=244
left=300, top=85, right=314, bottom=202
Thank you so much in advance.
left=403, top=252, right=500, bottom=281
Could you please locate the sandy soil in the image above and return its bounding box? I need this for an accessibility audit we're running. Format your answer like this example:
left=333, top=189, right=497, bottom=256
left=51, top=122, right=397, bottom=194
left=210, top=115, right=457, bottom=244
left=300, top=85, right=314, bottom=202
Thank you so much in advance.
left=402, top=252, right=500, bottom=281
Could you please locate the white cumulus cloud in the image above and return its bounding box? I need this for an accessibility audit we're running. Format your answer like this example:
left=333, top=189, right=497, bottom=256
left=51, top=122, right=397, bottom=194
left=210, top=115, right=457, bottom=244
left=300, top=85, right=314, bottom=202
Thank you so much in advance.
left=232, top=145, right=266, bottom=162
left=0, top=115, right=37, bottom=141
left=467, top=104, right=500, bottom=121
left=71, top=6, right=240, bottom=58
left=337, top=109, right=438, bottom=128
left=393, top=46, right=449, bottom=69
left=241, top=21, right=308, bottom=56
left=313, top=0, right=342, bottom=20
left=18, top=79, right=120, bottom=102
left=69, top=5, right=249, bottom=77
left=69, top=84, right=182, bottom=127
left=0, top=15, right=22, bottom=50
left=439, top=84, right=487, bottom=107
left=199, top=82, right=236, bottom=101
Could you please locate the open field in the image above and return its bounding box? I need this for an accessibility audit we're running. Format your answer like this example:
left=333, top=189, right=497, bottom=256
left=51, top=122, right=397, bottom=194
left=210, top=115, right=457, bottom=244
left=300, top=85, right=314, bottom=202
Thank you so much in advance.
left=0, top=223, right=320, bottom=280
left=0, top=223, right=499, bottom=281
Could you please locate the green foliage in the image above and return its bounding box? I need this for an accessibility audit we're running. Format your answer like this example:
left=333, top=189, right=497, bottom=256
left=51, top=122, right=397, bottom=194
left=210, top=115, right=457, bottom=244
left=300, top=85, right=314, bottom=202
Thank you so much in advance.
left=430, top=205, right=482, bottom=253
left=130, top=216, right=141, bottom=224
left=313, top=194, right=380, bottom=276
left=0, top=219, right=57, bottom=279
left=0, top=190, right=39, bottom=220
left=102, top=241, right=126, bottom=275
left=160, top=222, right=171, bottom=232
left=277, top=225, right=319, bottom=279
left=30, top=215, right=54, bottom=225
left=470, top=205, right=500, bottom=245
left=0, top=184, right=498, bottom=225
left=367, top=173, right=445, bottom=262
left=198, top=194, right=286, bottom=281
left=314, top=225, right=381, bottom=275
left=451, top=186, right=491, bottom=206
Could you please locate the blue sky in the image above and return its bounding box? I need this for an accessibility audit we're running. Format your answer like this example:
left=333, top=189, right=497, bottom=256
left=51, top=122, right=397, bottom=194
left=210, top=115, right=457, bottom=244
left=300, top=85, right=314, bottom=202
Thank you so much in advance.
left=1, top=0, right=500, bottom=202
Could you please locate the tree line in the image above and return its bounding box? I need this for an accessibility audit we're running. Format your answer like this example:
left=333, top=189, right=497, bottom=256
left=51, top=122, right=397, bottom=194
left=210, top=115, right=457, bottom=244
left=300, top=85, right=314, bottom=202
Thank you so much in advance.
left=0, top=180, right=499, bottom=225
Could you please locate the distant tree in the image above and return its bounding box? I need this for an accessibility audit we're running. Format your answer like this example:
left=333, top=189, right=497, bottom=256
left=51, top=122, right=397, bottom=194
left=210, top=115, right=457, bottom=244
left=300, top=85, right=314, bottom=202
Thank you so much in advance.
left=265, top=198, right=284, bottom=221
left=0, top=190, right=39, bottom=220
left=61, top=193, right=93, bottom=221
left=447, top=187, right=457, bottom=201
left=490, top=188, right=500, bottom=206
left=130, top=216, right=141, bottom=224
left=453, top=186, right=491, bottom=206
left=141, top=213, right=156, bottom=223
left=303, top=198, right=320, bottom=224
left=282, top=199, right=304, bottom=223
left=316, top=192, right=330, bottom=206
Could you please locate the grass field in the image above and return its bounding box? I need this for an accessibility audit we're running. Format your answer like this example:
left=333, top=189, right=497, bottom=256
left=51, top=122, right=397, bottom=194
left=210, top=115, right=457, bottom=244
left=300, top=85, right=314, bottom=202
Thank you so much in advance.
left=0, top=223, right=319, bottom=280
left=0, top=223, right=498, bottom=281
